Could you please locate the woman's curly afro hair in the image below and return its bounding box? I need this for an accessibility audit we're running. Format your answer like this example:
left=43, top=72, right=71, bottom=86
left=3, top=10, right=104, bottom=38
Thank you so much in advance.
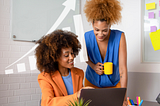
left=35, top=29, right=81, bottom=73
left=84, top=0, right=122, bottom=25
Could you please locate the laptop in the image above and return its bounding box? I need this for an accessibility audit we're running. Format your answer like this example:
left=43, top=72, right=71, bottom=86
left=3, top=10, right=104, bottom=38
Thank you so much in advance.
left=80, top=88, right=126, bottom=106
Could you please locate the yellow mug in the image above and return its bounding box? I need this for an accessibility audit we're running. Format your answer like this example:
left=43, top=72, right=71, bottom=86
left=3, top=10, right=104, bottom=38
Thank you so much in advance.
left=103, top=62, right=113, bottom=75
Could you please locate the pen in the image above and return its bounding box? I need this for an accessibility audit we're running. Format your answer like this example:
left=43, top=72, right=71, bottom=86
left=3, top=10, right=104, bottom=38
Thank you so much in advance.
left=138, top=96, right=141, bottom=105
left=139, top=100, right=143, bottom=106
left=130, top=99, right=135, bottom=105
left=127, top=97, right=131, bottom=105
left=129, top=99, right=132, bottom=105
left=136, top=96, right=139, bottom=106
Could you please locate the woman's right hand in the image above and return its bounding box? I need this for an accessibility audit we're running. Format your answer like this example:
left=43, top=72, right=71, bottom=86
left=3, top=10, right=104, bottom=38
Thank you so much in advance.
left=93, top=62, right=104, bottom=75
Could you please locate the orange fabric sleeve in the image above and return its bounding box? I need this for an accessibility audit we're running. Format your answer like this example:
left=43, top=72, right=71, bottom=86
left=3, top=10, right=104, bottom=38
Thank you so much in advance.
left=38, top=74, right=78, bottom=106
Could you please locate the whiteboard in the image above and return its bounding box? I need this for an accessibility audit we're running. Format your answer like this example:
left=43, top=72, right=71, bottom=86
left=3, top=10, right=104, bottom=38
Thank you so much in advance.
left=11, top=0, right=80, bottom=41
left=142, top=0, right=160, bottom=62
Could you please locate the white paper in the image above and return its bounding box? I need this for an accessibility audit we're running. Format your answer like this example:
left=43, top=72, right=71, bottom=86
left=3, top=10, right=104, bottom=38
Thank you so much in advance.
left=62, top=27, right=71, bottom=31
left=73, top=14, right=88, bottom=62
left=144, top=16, right=159, bottom=31
left=28, top=55, right=37, bottom=70
left=5, top=69, right=14, bottom=74
left=17, top=63, right=26, bottom=72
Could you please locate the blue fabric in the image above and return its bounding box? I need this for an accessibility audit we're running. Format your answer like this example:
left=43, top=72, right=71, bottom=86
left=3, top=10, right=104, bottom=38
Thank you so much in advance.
left=62, top=70, right=73, bottom=95
left=85, top=29, right=122, bottom=87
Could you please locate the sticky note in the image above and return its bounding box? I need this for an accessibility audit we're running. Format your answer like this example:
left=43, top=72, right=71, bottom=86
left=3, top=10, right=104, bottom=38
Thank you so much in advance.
left=150, top=26, right=157, bottom=32
left=148, top=12, right=154, bottom=18
left=28, top=55, right=37, bottom=70
left=146, top=2, right=156, bottom=10
left=17, top=63, right=26, bottom=72
left=159, top=0, right=160, bottom=6
left=149, top=29, right=160, bottom=51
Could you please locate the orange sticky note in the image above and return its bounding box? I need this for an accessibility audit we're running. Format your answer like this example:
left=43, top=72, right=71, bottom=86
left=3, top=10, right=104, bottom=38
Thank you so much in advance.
left=146, top=2, right=156, bottom=10
left=149, top=29, right=160, bottom=51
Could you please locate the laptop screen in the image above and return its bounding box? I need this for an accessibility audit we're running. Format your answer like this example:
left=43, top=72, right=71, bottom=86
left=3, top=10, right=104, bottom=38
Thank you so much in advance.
left=79, top=88, right=126, bottom=106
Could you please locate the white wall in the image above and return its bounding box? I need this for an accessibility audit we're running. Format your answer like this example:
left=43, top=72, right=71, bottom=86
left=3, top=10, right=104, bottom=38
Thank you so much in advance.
left=0, top=0, right=41, bottom=106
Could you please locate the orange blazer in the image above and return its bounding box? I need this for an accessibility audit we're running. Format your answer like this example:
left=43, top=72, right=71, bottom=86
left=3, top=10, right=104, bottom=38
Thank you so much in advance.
left=38, top=67, right=84, bottom=106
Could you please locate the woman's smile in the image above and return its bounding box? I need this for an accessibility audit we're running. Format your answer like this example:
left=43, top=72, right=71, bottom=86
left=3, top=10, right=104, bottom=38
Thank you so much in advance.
left=97, top=35, right=104, bottom=40
left=68, top=61, right=74, bottom=65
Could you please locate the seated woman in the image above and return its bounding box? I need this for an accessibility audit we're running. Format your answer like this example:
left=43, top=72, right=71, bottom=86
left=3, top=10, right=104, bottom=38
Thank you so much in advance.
left=35, top=30, right=84, bottom=106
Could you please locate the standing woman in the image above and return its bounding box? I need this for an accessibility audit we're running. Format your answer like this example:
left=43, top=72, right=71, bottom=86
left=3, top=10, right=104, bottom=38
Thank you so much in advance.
left=84, top=0, right=128, bottom=105
left=35, top=30, right=84, bottom=106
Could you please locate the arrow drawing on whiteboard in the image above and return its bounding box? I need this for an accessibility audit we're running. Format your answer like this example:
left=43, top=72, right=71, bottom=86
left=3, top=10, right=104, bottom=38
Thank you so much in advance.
left=5, top=0, right=76, bottom=69
left=47, top=0, right=76, bottom=34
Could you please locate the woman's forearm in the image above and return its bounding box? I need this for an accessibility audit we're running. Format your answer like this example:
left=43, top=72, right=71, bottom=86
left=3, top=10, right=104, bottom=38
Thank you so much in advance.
left=119, top=67, right=128, bottom=101
left=86, top=60, right=95, bottom=70
left=119, top=68, right=127, bottom=88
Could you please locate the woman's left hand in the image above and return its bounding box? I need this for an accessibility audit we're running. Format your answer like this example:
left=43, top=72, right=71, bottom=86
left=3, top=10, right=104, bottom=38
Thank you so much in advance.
left=77, top=86, right=94, bottom=98
left=122, top=100, right=128, bottom=106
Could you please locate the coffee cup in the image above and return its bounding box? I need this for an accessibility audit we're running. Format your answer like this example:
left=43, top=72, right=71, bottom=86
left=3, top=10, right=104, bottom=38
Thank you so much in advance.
left=103, top=62, right=113, bottom=75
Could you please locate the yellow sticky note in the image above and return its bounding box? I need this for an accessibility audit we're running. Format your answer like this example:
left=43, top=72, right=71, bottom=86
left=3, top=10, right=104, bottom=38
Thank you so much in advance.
left=149, top=29, right=160, bottom=51
left=146, top=2, right=156, bottom=10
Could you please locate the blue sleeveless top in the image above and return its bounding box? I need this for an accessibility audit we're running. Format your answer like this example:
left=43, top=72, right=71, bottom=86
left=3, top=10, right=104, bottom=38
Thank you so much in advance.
left=85, top=30, right=123, bottom=87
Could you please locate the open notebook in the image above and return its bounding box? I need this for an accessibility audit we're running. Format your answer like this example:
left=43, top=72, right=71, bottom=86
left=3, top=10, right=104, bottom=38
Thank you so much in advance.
left=80, top=88, right=126, bottom=106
